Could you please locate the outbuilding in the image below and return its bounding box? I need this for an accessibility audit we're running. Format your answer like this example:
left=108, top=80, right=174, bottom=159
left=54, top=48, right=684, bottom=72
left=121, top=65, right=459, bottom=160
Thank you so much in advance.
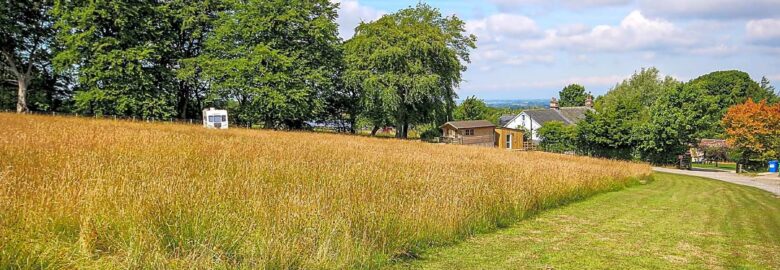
left=494, top=127, right=524, bottom=150
left=440, top=120, right=495, bottom=147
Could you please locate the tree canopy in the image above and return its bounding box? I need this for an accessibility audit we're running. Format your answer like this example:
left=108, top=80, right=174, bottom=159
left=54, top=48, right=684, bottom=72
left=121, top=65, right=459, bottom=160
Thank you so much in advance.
left=722, top=99, right=780, bottom=165
left=196, top=0, right=341, bottom=128
left=686, top=70, right=778, bottom=137
left=454, top=96, right=488, bottom=121
left=344, top=3, right=476, bottom=138
left=558, top=84, right=588, bottom=107
left=1, top=0, right=55, bottom=113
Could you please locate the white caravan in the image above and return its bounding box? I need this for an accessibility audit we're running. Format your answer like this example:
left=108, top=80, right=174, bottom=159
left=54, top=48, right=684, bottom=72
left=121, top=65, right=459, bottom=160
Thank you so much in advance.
left=202, top=108, right=229, bottom=129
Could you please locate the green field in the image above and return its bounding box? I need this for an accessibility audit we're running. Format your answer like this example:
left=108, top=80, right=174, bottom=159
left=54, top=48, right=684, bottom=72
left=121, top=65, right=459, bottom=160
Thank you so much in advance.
left=401, top=173, right=780, bottom=269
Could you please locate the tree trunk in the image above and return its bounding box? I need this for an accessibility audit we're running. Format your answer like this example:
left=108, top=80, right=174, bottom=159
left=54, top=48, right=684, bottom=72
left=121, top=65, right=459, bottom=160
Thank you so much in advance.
left=177, top=81, right=190, bottom=119
left=16, top=77, right=29, bottom=113
left=370, top=125, right=379, bottom=136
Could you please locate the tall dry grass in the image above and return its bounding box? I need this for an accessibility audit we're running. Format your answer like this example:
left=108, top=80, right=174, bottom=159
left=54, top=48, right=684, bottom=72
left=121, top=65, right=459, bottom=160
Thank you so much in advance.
left=0, top=113, right=650, bottom=269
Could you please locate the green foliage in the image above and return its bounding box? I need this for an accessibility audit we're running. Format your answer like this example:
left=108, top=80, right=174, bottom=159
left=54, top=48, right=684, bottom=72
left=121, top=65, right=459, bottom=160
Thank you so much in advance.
left=686, top=70, right=778, bottom=137
left=1, top=0, right=60, bottom=112
left=53, top=0, right=177, bottom=118
left=760, top=76, right=777, bottom=101
left=558, top=84, right=588, bottom=107
left=344, top=3, right=476, bottom=138
left=577, top=68, right=679, bottom=160
left=454, top=96, right=489, bottom=121
left=418, top=123, right=442, bottom=142
left=195, top=0, right=341, bottom=128
left=537, top=121, right=576, bottom=153
left=636, top=84, right=710, bottom=164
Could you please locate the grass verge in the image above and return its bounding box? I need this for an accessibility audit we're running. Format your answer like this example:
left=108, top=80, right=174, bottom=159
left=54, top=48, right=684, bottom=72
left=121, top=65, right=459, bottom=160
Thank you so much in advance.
left=404, top=172, right=780, bottom=269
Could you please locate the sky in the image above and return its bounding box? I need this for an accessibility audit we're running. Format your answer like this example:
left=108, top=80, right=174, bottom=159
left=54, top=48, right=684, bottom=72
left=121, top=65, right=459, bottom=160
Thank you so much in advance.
left=332, top=0, right=780, bottom=100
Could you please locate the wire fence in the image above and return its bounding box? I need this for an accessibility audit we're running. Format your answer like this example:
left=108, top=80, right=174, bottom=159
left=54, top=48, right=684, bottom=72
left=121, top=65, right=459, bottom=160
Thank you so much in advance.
left=1, top=109, right=361, bottom=132
left=0, top=109, right=264, bottom=128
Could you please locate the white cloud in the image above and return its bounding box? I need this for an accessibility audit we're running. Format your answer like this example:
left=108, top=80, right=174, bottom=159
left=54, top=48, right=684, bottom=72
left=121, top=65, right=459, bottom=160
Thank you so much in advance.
left=639, top=0, right=780, bottom=20
left=332, top=0, right=384, bottom=39
left=491, top=0, right=630, bottom=10
left=466, top=14, right=540, bottom=42
left=746, top=19, right=780, bottom=45
left=520, top=11, right=694, bottom=52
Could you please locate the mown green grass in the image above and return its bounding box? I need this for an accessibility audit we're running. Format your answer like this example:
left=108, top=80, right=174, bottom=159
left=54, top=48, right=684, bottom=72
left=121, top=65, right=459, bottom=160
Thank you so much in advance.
left=401, top=172, right=780, bottom=269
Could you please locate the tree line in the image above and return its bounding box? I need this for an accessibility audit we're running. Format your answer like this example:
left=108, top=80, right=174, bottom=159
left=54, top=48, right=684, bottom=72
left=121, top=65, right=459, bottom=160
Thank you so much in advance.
left=1, top=1, right=474, bottom=138
left=453, top=68, right=779, bottom=165
left=536, top=68, right=779, bottom=165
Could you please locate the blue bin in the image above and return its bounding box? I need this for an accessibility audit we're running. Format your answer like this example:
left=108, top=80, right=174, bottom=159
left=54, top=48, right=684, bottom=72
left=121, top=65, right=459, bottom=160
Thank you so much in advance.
left=770, top=160, right=779, bottom=173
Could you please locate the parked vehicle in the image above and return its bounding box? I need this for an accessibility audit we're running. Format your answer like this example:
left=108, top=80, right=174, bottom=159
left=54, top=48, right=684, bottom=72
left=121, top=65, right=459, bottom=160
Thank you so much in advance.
left=202, top=108, right=229, bottom=129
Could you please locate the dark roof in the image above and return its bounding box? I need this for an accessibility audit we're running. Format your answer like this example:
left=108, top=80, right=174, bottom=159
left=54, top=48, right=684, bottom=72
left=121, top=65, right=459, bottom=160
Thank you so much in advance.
left=558, top=107, right=592, bottom=124
left=698, top=139, right=727, bottom=148
left=440, top=120, right=495, bottom=129
left=523, top=109, right=569, bottom=125
left=498, top=114, right=515, bottom=126
left=524, top=107, right=593, bottom=125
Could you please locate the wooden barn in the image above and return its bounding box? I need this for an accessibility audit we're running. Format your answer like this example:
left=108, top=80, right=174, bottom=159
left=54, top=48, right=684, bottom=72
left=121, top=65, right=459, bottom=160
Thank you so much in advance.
left=440, top=120, right=496, bottom=147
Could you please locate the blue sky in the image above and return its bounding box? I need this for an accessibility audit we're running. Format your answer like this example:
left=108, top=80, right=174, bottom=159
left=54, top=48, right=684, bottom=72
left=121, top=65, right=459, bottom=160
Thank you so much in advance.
left=333, top=0, right=780, bottom=100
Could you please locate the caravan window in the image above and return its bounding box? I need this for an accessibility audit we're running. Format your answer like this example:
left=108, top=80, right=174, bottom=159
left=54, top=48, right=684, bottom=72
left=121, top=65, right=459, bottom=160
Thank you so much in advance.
left=209, top=115, right=223, bottom=122
left=221, top=115, right=227, bottom=122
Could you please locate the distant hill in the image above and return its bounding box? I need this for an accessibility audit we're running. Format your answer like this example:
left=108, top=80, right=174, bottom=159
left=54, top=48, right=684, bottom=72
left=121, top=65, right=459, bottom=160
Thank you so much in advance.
left=482, top=99, right=550, bottom=109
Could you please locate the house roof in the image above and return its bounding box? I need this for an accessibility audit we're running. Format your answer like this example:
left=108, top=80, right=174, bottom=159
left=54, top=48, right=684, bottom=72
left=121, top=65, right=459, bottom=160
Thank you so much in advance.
left=523, top=109, right=569, bottom=125
left=498, top=114, right=515, bottom=126
left=698, top=139, right=727, bottom=148
left=440, top=120, right=495, bottom=129
left=522, top=107, right=593, bottom=126
left=557, top=107, right=592, bottom=124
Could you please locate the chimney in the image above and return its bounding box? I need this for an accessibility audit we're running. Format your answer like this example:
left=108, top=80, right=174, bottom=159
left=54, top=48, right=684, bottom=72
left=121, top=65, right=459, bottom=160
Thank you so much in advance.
left=550, top=97, right=559, bottom=110
left=585, top=95, right=593, bottom=108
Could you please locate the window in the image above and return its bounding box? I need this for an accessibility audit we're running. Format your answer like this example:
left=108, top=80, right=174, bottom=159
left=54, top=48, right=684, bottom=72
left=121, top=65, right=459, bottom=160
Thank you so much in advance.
left=463, top=129, right=474, bottom=136
left=209, top=115, right=225, bottom=123
left=506, top=134, right=512, bottom=148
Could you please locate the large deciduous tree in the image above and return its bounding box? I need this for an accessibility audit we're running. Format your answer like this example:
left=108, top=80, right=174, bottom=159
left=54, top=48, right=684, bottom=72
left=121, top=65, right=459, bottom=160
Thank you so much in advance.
left=722, top=99, right=780, bottom=166
left=344, top=3, right=476, bottom=138
left=54, top=0, right=175, bottom=118
left=54, top=0, right=224, bottom=119
left=636, top=83, right=712, bottom=164
left=1, top=0, right=54, bottom=113
left=196, top=0, right=341, bottom=128
left=558, top=84, right=588, bottom=107
left=162, top=0, right=223, bottom=119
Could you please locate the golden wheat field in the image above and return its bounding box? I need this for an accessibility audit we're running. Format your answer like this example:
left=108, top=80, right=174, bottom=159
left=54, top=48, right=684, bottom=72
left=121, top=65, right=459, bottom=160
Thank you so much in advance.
left=0, top=113, right=650, bottom=269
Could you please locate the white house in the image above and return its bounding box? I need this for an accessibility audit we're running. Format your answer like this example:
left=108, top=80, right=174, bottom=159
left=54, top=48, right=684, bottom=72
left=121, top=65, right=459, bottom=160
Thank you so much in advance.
left=202, top=108, right=229, bottom=129
left=502, top=97, right=593, bottom=141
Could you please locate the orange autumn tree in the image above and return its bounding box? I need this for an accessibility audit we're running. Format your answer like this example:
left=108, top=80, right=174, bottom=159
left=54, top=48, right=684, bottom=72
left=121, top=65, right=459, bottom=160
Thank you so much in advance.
left=722, top=99, right=780, bottom=166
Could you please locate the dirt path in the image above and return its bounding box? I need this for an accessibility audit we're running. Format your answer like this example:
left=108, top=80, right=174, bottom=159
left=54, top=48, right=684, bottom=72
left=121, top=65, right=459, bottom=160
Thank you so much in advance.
left=652, top=167, right=780, bottom=196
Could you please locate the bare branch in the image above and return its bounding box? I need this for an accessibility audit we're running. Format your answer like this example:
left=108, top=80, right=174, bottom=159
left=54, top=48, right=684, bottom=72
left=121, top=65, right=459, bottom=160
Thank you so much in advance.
left=25, top=37, right=42, bottom=78
left=0, top=50, right=21, bottom=77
